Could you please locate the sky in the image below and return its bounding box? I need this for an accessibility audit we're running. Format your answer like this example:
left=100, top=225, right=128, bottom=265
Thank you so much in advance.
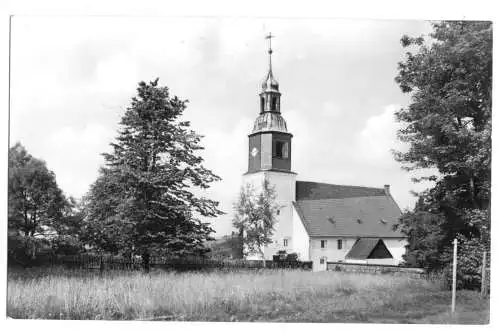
left=10, top=17, right=437, bottom=237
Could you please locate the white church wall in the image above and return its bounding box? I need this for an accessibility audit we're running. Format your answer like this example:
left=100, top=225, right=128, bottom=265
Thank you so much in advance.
left=291, top=205, right=309, bottom=261
left=242, top=170, right=296, bottom=260
left=329, top=238, right=407, bottom=266
left=309, top=237, right=358, bottom=270
left=382, top=238, right=408, bottom=266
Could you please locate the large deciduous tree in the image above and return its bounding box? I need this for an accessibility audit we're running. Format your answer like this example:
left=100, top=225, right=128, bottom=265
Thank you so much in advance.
left=8, top=143, right=69, bottom=258
left=84, top=79, right=222, bottom=269
left=397, top=198, right=448, bottom=269
left=232, top=179, right=280, bottom=264
left=394, top=21, right=491, bottom=276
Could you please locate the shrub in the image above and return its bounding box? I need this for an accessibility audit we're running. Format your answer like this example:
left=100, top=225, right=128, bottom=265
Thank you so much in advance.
left=51, top=236, right=85, bottom=255
left=441, top=234, right=489, bottom=290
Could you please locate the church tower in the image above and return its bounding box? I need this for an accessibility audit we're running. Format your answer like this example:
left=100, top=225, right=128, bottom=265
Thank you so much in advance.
left=243, top=33, right=297, bottom=260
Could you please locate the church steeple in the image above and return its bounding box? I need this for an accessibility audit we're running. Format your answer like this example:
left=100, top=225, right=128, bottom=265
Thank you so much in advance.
left=260, top=33, right=281, bottom=114
left=243, top=33, right=297, bottom=262
left=247, top=33, right=293, bottom=174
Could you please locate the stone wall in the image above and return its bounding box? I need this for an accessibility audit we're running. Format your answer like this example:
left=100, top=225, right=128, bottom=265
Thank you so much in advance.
left=327, top=261, right=426, bottom=278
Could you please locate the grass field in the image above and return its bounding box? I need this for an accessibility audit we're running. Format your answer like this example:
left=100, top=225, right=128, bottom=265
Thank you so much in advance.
left=7, top=267, right=489, bottom=323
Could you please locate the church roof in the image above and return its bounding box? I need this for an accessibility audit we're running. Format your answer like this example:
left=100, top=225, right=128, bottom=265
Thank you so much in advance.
left=251, top=112, right=288, bottom=134
left=261, top=70, right=280, bottom=93
left=296, top=181, right=385, bottom=200
left=345, top=238, right=393, bottom=259
left=293, top=182, right=403, bottom=238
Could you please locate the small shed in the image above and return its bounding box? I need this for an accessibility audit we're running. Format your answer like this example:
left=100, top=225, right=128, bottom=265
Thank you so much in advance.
left=345, top=238, right=394, bottom=265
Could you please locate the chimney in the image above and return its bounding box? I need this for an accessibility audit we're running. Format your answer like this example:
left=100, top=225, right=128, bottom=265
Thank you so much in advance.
left=384, top=184, right=390, bottom=196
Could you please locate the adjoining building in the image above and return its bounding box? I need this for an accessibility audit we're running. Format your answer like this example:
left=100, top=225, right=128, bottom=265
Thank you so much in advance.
left=242, top=35, right=407, bottom=270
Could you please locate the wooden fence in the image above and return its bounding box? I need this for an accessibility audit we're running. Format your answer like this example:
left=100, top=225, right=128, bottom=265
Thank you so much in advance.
left=25, top=253, right=313, bottom=272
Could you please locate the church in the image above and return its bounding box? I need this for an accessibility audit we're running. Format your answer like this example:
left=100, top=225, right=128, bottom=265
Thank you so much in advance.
left=241, top=35, right=407, bottom=270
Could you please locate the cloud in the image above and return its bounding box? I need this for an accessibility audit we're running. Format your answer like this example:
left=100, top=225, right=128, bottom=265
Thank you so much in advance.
left=352, top=105, right=436, bottom=210
left=320, top=101, right=341, bottom=118
left=9, top=17, right=434, bottom=235
left=196, top=117, right=254, bottom=236
left=44, top=123, right=115, bottom=198
left=358, top=104, right=406, bottom=164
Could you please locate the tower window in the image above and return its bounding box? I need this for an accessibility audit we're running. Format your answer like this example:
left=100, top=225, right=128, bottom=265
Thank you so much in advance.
left=282, top=142, right=289, bottom=158
left=260, top=97, right=265, bottom=113
left=321, top=240, right=327, bottom=249
left=337, top=240, right=343, bottom=250
left=283, top=239, right=288, bottom=247
left=274, top=141, right=288, bottom=159
left=271, top=96, right=277, bottom=111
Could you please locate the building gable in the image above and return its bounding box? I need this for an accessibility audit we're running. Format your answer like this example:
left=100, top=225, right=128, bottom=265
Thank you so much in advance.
left=345, top=238, right=393, bottom=260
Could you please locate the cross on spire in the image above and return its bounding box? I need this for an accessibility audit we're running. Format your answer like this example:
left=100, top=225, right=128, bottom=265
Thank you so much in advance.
left=265, top=32, right=275, bottom=72
left=265, top=32, right=274, bottom=54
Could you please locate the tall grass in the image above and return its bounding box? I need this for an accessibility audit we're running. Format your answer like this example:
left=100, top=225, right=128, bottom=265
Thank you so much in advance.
left=7, top=267, right=451, bottom=321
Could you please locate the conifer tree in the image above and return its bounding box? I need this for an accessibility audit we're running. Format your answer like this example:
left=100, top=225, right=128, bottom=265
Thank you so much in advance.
left=84, top=79, right=222, bottom=268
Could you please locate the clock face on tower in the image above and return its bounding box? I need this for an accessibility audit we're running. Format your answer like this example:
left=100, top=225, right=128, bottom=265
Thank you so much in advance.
left=251, top=147, right=259, bottom=157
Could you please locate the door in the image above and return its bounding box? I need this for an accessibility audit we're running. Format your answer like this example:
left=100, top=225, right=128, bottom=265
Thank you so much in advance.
left=316, top=256, right=327, bottom=271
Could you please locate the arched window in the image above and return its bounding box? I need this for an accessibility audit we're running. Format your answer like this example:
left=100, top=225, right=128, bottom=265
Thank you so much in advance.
left=282, top=142, right=289, bottom=158
left=271, top=96, right=277, bottom=110
left=274, top=141, right=284, bottom=158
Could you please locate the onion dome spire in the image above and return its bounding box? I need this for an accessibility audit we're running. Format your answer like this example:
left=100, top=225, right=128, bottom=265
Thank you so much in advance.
left=253, top=32, right=287, bottom=134
left=261, top=32, right=279, bottom=93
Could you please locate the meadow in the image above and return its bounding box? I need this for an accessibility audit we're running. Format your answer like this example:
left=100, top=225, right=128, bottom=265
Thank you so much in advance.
left=7, top=267, right=489, bottom=323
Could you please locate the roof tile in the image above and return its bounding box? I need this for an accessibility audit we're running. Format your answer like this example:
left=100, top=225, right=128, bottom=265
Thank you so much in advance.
left=296, top=181, right=386, bottom=201
left=294, top=196, right=404, bottom=238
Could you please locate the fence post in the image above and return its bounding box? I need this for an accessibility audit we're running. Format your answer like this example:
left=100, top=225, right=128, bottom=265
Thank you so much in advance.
left=481, top=251, right=487, bottom=297
left=451, top=238, right=457, bottom=313
left=99, top=256, right=105, bottom=274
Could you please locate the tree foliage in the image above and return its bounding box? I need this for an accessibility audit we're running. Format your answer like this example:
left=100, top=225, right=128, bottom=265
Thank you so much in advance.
left=81, top=169, right=129, bottom=254
left=232, top=179, right=280, bottom=261
left=439, top=234, right=489, bottom=290
left=394, top=21, right=491, bottom=285
left=8, top=143, right=68, bottom=237
left=83, top=79, right=222, bottom=263
left=206, top=235, right=243, bottom=259
left=8, top=143, right=70, bottom=259
left=398, top=198, right=447, bottom=269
